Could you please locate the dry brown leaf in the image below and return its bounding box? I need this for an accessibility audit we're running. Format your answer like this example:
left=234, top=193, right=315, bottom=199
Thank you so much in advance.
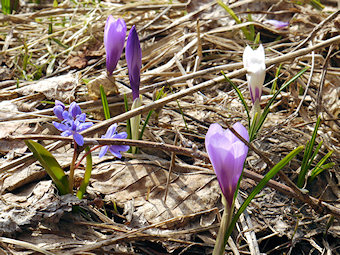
left=88, top=159, right=220, bottom=227
left=16, top=74, right=77, bottom=102
left=0, top=180, right=84, bottom=235
left=86, top=72, right=119, bottom=100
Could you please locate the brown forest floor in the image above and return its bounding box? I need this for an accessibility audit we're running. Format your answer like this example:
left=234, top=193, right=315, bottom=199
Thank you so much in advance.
left=0, top=0, right=339, bottom=254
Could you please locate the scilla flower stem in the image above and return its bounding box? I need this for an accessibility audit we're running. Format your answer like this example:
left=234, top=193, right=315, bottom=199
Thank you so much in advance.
left=74, top=145, right=102, bottom=170
left=68, top=140, right=78, bottom=192
left=213, top=196, right=234, bottom=255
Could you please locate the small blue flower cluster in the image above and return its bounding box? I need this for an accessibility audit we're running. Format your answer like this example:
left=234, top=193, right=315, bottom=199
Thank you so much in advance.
left=53, top=101, right=129, bottom=158
left=53, top=101, right=93, bottom=146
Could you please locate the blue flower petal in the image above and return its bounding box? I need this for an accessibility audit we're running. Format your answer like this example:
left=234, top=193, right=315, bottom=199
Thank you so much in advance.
left=69, top=102, right=82, bottom=118
left=73, top=132, right=84, bottom=146
left=99, top=145, right=109, bottom=158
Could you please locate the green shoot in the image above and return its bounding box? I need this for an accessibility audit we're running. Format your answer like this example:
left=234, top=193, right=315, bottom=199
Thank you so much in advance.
left=217, top=0, right=253, bottom=41
left=309, top=152, right=334, bottom=182
left=251, top=67, right=309, bottom=140
left=297, top=116, right=321, bottom=187
left=77, top=146, right=93, bottom=199
left=222, top=72, right=250, bottom=128
left=271, top=64, right=282, bottom=94
left=139, top=87, right=165, bottom=140
left=100, top=85, right=111, bottom=120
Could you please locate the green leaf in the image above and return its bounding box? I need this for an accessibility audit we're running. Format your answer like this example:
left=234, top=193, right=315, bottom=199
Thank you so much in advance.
left=271, top=64, right=282, bottom=94
left=297, top=115, right=321, bottom=187
left=25, top=140, right=70, bottom=195
left=77, top=146, right=92, bottom=199
left=222, top=72, right=250, bottom=128
left=100, top=85, right=111, bottom=120
left=139, top=87, right=166, bottom=140
left=309, top=151, right=334, bottom=181
left=217, top=0, right=252, bottom=41
left=253, top=67, right=309, bottom=139
left=223, top=145, right=304, bottom=244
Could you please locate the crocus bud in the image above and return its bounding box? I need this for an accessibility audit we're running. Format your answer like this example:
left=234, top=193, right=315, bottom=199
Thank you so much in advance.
left=205, top=122, right=249, bottom=207
left=243, top=44, right=266, bottom=104
left=126, top=25, right=142, bottom=101
left=264, top=19, right=289, bottom=30
left=104, top=16, right=127, bottom=75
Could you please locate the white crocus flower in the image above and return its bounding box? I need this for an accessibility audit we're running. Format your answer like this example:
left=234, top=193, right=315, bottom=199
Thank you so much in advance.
left=243, top=44, right=266, bottom=104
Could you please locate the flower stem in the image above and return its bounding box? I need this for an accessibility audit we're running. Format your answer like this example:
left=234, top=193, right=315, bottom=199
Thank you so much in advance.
left=68, top=140, right=78, bottom=193
left=213, top=197, right=234, bottom=255
left=74, top=145, right=101, bottom=170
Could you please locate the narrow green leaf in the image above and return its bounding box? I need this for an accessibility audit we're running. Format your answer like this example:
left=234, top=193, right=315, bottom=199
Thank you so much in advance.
left=217, top=0, right=251, bottom=41
left=77, top=146, right=92, bottom=199
left=309, top=151, right=334, bottom=181
left=247, top=12, right=255, bottom=42
left=297, top=115, right=321, bottom=187
left=271, top=64, right=282, bottom=94
left=253, top=67, right=309, bottom=139
left=254, top=32, right=261, bottom=45
left=25, top=140, right=70, bottom=195
left=306, top=140, right=323, bottom=171
left=223, top=145, right=304, bottom=243
left=100, top=85, right=111, bottom=120
left=222, top=72, right=250, bottom=127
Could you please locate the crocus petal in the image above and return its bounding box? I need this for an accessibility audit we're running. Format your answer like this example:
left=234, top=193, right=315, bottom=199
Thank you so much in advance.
left=104, top=16, right=127, bottom=75
left=264, top=19, right=289, bottom=30
left=205, top=122, right=249, bottom=207
left=69, top=102, right=82, bottom=118
left=73, top=132, right=84, bottom=146
left=126, top=25, right=142, bottom=101
left=99, top=145, right=109, bottom=158
left=243, top=44, right=266, bottom=104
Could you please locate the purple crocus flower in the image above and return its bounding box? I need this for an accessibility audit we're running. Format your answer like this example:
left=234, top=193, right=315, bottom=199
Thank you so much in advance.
left=99, top=123, right=130, bottom=158
left=243, top=44, right=266, bottom=104
left=126, top=25, right=142, bottom=101
left=53, top=101, right=93, bottom=146
left=205, top=122, right=249, bottom=207
left=104, top=15, right=127, bottom=75
left=264, top=19, right=289, bottom=30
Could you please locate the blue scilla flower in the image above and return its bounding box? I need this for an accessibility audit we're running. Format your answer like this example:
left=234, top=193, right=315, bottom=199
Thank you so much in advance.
left=99, top=123, right=130, bottom=158
left=53, top=101, right=93, bottom=146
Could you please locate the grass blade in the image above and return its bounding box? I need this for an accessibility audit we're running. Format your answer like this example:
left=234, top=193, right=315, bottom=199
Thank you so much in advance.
left=223, top=145, right=304, bottom=244
left=222, top=71, right=250, bottom=127
left=253, top=67, right=309, bottom=139
left=271, top=64, right=282, bottom=94
left=309, top=151, right=334, bottom=181
left=217, top=0, right=251, bottom=41
left=100, top=85, right=110, bottom=120
left=297, top=115, right=321, bottom=187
